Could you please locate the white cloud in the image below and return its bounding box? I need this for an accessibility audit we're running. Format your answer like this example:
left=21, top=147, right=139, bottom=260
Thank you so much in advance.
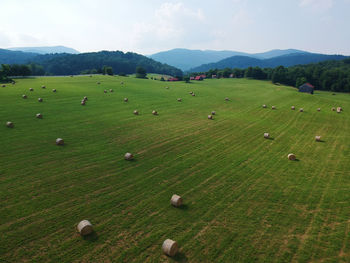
left=299, top=0, right=334, bottom=12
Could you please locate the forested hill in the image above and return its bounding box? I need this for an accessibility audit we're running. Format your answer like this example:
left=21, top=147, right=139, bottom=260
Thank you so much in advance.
left=189, top=53, right=348, bottom=72
left=0, top=49, right=183, bottom=76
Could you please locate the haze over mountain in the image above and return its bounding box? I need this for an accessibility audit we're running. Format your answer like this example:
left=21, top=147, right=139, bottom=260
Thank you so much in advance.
left=7, top=46, right=79, bottom=54
left=149, top=48, right=309, bottom=70
left=189, top=53, right=348, bottom=72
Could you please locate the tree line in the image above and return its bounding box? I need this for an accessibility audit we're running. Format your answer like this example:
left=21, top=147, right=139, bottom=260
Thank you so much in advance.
left=189, top=58, right=350, bottom=92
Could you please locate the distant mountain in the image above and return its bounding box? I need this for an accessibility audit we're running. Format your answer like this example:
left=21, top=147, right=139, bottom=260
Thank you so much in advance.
left=189, top=53, right=348, bottom=72
left=0, top=49, right=39, bottom=64
left=149, top=48, right=308, bottom=70
left=8, top=45, right=79, bottom=54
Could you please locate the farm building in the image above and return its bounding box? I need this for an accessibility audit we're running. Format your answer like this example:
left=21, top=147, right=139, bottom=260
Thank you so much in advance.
left=168, top=77, right=179, bottom=82
left=212, top=75, right=217, bottom=78
left=190, top=77, right=195, bottom=80
left=299, top=83, right=314, bottom=94
left=195, top=76, right=203, bottom=81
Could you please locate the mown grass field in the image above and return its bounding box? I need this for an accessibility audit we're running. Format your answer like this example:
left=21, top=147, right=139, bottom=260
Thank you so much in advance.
left=0, top=76, right=350, bottom=263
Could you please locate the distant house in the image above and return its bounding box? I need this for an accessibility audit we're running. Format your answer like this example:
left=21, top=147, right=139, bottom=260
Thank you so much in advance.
left=200, top=74, right=206, bottom=79
left=299, top=83, right=314, bottom=94
left=190, top=77, right=195, bottom=80
left=195, top=76, right=203, bottom=81
left=212, top=75, right=217, bottom=79
left=168, top=77, right=179, bottom=81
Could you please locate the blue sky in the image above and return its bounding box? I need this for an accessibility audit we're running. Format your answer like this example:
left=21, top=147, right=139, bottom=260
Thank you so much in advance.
left=0, top=0, right=349, bottom=55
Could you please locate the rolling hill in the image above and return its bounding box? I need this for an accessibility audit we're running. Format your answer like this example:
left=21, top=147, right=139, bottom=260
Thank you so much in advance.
left=0, top=49, right=39, bottom=64
left=189, top=53, right=348, bottom=72
left=8, top=45, right=80, bottom=54
left=0, top=76, right=349, bottom=262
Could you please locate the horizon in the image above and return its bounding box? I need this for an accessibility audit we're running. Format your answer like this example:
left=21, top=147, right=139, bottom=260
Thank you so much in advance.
left=1, top=0, right=350, bottom=55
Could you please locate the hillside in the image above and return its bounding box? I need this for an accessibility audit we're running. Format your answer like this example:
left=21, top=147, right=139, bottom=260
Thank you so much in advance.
left=149, top=48, right=308, bottom=70
left=1, top=76, right=349, bottom=262
left=190, top=53, right=348, bottom=72
left=0, top=49, right=39, bottom=64
left=8, top=45, right=80, bottom=54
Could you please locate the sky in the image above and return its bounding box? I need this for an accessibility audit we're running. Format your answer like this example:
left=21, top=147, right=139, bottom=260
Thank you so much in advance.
left=0, top=0, right=349, bottom=55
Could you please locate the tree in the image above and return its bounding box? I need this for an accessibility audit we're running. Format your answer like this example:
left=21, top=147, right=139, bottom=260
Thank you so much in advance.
left=102, top=66, right=114, bottom=76
left=135, top=66, right=146, bottom=78
left=295, top=77, right=307, bottom=88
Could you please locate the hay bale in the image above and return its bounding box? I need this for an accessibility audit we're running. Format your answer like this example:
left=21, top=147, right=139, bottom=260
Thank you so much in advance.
left=77, top=220, right=93, bottom=236
left=83, top=96, right=88, bottom=101
left=315, top=136, right=321, bottom=142
left=317, top=108, right=321, bottom=111
left=6, top=121, right=14, bottom=128
left=42, top=85, right=46, bottom=89
left=337, top=107, right=342, bottom=113
left=211, top=111, right=216, bottom=115
left=165, top=86, right=169, bottom=89
left=264, top=133, right=270, bottom=139
left=22, top=94, right=27, bottom=99
left=124, top=98, right=128, bottom=102
left=124, top=152, right=133, bottom=160
left=299, top=108, right=303, bottom=112
left=133, top=110, right=139, bottom=115
left=36, top=113, right=43, bottom=119
left=189, top=91, right=193, bottom=94
left=332, top=107, right=336, bottom=111
left=110, top=89, right=113, bottom=92
left=56, top=138, right=64, bottom=145
left=170, top=194, right=183, bottom=207
left=38, top=98, right=43, bottom=102
left=272, top=106, right=276, bottom=110
left=291, top=106, right=295, bottom=110
left=81, top=100, right=86, bottom=105
left=52, top=89, right=56, bottom=92
left=208, top=115, right=213, bottom=120
left=177, top=98, right=182, bottom=102
left=162, top=239, right=178, bottom=257
left=29, top=88, right=34, bottom=91
left=191, top=93, right=195, bottom=96
left=152, top=110, right=158, bottom=115
left=104, top=90, right=107, bottom=93
left=288, top=153, right=296, bottom=161
left=225, top=97, right=229, bottom=101
left=262, top=104, right=267, bottom=108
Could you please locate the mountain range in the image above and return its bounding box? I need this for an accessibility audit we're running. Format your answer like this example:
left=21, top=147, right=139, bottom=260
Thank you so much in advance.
left=149, top=48, right=309, bottom=71
left=7, top=45, right=79, bottom=54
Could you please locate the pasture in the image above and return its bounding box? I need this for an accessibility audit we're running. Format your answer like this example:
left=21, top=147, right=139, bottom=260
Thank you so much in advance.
left=0, top=76, right=350, bottom=262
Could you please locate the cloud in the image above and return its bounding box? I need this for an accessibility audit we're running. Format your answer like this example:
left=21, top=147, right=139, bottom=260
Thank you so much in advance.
left=299, top=0, right=334, bottom=12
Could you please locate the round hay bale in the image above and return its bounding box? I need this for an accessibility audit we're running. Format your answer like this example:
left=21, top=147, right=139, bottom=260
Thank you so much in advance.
left=315, top=136, right=321, bottom=142
left=29, top=88, right=34, bottom=91
left=170, top=194, right=183, bottom=207
left=165, top=86, right=169, bottom=89
left=36, top=113, right=43, bottom=119
left=191, top=93, right=195, bottom=96
left=291, top=106, right=295, bottom=110
left=104, top=90, right=107, bottom=93
left=299, top=108, right=303, bottom=112
left=225, top=97, right=229, bottom=101
left=133, top=110, right=139, bottom=115
left=162, top=239, right=178, bottom=257
left=81, top=100, right=86, bottom=105
left=6, top=121, right=14, bottom=128
left=317, top=108, right=321, bottom=111
left=110, top=89, right=113, bottom=92
left=177, top=98, right=182, bottom=102
left=41, top=85, right=46, bottom=89
left=332, top=107, right=336, bottom=111
left=22, top=94, right=27, bottom=99
left=56, top=138, right=64, bottom=145
left=262, top=104, right=267, bottom=108
left=264, top=133, right=270, bottom=139
left=272, top=106, right=276, bottom=110
left=211, top=111, right=216, bottom=115
left=208, top=115, right=213, bottom=120
left=77, top=220, right=93, bottom=236
left=152, top=110, right=158, bottom=115
left=38, top=98, right=43, bottom=102
left=124, top=98, right=128, bottom=102
left=52, top=89, right=56, bottom=92
left=288, top=153, right=296, bottom=161
left=124, top=152, right=133, bottom=160
left=337, top=107, right=342, bottom=113
left=83, top=96, right=88, bottom=101
left=189, top=91, right=193, bottom=94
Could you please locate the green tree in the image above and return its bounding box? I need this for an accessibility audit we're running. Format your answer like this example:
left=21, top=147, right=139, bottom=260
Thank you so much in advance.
left=135, top=66, right=146, bottom=78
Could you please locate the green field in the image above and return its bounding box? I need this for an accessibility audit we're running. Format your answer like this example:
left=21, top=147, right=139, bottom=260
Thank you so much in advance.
left=1, top=76, right=349, bottom=263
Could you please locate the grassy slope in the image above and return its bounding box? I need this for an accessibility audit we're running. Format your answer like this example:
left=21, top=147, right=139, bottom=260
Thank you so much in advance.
left=0, top=76, right=349, bottom=263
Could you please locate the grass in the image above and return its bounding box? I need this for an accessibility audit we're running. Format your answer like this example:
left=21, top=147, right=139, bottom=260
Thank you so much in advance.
left=0, top=76, right=349, bottom=262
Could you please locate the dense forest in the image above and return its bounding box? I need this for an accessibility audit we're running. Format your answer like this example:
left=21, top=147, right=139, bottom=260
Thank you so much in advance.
left=0, top=50, right=182, bottom=77
left=189, top=58, right=350, bottom=93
